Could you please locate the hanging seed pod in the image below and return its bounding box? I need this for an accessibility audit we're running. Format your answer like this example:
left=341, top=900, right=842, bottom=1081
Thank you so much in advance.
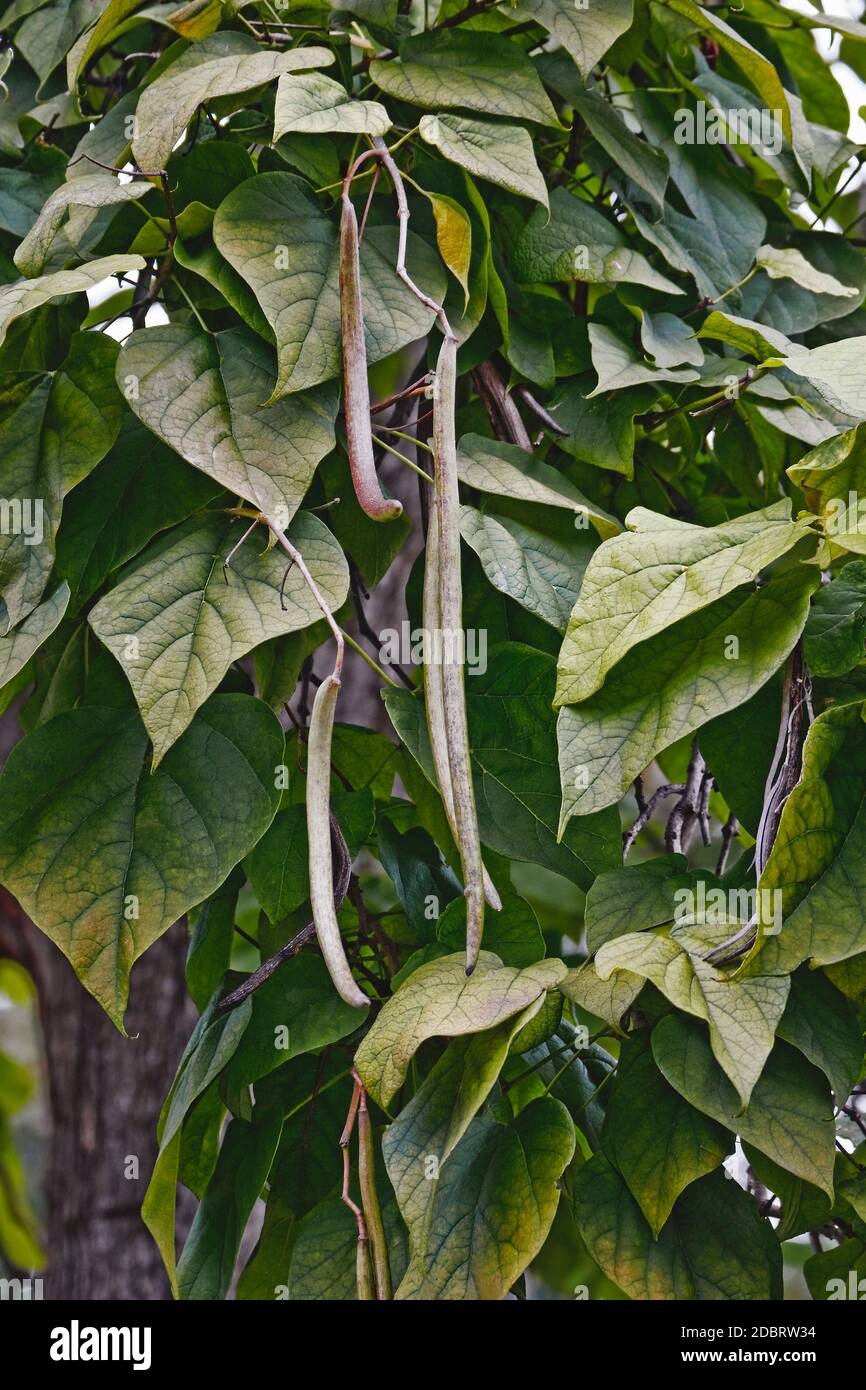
left=432, top=332, right=486, bottom=972
left=340, top=191, right=402, bottom=523
left=306, top=673, right=369, bottom=1008
left=422, top=500, right=501, bottom=915
left=356, top=1082, right=391, bottom=1300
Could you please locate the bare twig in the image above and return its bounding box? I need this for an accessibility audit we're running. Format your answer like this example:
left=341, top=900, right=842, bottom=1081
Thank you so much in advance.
left=716, top=814, right=740, bottom=876
left=515, top=385, right=567, bottom=435
left=622, top=783, right=686, bottom=859
left=664, top=739, right=707, bottom=855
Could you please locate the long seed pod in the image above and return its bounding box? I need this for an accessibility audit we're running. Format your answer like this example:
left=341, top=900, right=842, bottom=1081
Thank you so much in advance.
left=339, top=191, right=402, bottom=523
left=422, top=501, right=501, bottom=914
left=356, top=1078, right=392, bottom=1300
left=307, top=673, right=369, bottom=1008
left=433, top=332, right=486, bottom=972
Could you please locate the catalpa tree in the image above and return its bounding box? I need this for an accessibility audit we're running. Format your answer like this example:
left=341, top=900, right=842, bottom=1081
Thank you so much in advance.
left=0, top=0, right=865, bottom=1304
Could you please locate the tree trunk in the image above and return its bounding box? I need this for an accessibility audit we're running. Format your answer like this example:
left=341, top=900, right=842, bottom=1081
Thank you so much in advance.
left=3, top=893, right=196, bottom=1300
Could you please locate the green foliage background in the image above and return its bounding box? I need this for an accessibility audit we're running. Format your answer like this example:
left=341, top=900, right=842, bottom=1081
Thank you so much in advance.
left=1, top=0, right=866, bottom=1301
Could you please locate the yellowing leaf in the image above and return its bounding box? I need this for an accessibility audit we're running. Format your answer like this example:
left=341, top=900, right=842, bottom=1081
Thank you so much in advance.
left=424, top=189, right=471, bottom=307
left=354, top=951, right=566, bottom=1108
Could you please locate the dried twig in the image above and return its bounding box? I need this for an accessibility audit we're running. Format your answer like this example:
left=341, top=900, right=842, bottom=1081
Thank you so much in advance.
left=664, top=739, right=706, bottom=855
left=622, top=783, right=685, bottom=859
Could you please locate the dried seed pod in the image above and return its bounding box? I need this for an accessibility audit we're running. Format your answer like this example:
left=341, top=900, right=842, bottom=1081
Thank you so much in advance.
left=306, top=673, right=369, bottom=1008
left=433, top=332, right=486, bottom=972
left=340, top=193, right=402, bottom=523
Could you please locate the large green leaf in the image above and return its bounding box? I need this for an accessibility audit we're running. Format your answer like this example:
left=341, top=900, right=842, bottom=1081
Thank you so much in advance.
left=767, top=335, right=866, bottom=422
left=385, top=645, right=622, bottom=890
left=273, top=73, right=390, bottom=139
left=116, top=323, right=339, bottom=516
left=0, top=331, right=124, bottom=630
left=0, top=693, right=283, bottom=1029
left=370, top=31, right=561, bottom=127
left=803, top=560, right=866, bottom=676
left=459, top=504, right=593, bottom=631
left=652, top=1013, right=836, bottom=1198
left=0, top=583, right=69, bottom=698
left=131, top=46, right=334, bottom=171
left=353, top=950, right=565, bottom=1108
left=556, top=500, right=813, bottom=706
left=551, top=376, right=655, bottom=478
left=666, top=0, right=792, bottom=141
left=512, top=187, right=680, bottom=295
left=544, top=69, right=669, bottom=214
left=557, top=564, right=816, bottom=822
left=584, top=855, right=688, bottom=953
left=574, top=1155, right=781, bottom=1300
left=53, top=415, right=222, bottom=609
left=749, top=700, right=866, bottom=975
left=602, top=1034, right=730, bottom=1235
left=756, top=245, right=857, bottom=299
left=595, top=931, right=789, bottom=1107
left=383, top=1005, right=545, bottom=1264
left=143, top=997, right=252, bottom=1295
left=559, top=961, right=644, bottom=1030
left=777, top=968, right=864, bottom=1102
left=89, top=511, right=348, bottom=765
left=213, top=172, right=445, bottom=397
left=13, top=173, right=151, bottom=276
left=526, top=0, right=634, bottom=78
left=588, top=323, right=700, bottom=395
left=177, top=1106, right=283, bottom=1301
left=395, top=1097, right=574, bottom=1300
left=789, top=424, right=866, bottom=555
left=457, top=433, right=620, bottom=538
left=0, top=256, right=145, bottom=349
left=418, top=113, right=548, bottom=210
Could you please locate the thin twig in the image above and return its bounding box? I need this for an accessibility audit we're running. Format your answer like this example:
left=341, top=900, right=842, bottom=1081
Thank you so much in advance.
left=664, top=739, right=706, bottom=855
left=716, top=814, right=740, bottom=876
left=622, top=783, right=686, bottom=859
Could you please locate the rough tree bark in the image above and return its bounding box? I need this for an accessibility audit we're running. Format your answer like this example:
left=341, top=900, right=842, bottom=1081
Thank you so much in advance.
left=1, top=891, right=196, bottom=1300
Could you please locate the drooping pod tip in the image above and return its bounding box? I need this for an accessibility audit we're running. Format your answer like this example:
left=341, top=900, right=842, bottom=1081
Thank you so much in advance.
left=370, top=496, right=403, bottom=522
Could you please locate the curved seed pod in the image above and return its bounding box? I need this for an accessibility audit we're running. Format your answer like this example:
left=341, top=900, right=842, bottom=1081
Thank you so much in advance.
left=422, top=507, right=501, bottom=914
left=433, top=333, right=486, bottom=972
left=306, top=673, right=369, bottom=1008
left=357, top=1086, right=391, bottom=1299
left=339, top=193, right=402, bottom=523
